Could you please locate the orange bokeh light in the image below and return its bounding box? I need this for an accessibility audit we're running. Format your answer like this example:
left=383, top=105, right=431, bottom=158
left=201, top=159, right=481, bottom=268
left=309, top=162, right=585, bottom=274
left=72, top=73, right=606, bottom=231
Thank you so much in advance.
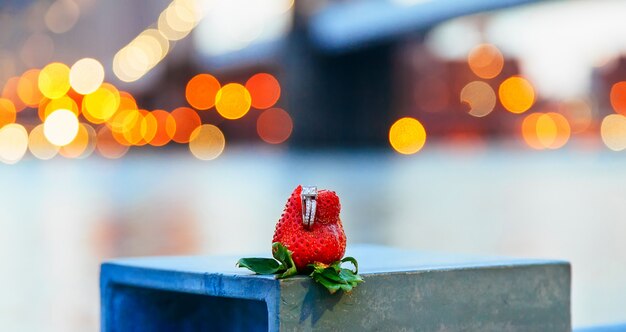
left=139, top=110, right=158, bottom=145
left=468, top=44, right=504, bottom=79
left=17, top=69, right=43, bottom=107
left=499, top=76, right=535, bottom=114
left=2, top=77, right=27, bottom=112
left=97, top=126, right=129, bottom=159
left=521, top=113, right=543, bottom=150
left=521, top=112, right=570, bottom=150
left=0, top=98, right=16, bottom=128
left=246, top=73, right=281, bottom=110
left=389, top=117, right=427, bottom=154
left=171, top=107, right=201, bottom=143
left=185, top=74, right=220, bottom=110
left=150, top=110, right=176, bottom=146
left=256, top=108, right=293, bottom=144
left=60, top=123, right=96, bottom=159
left=610, top=81, right=626, bottom=116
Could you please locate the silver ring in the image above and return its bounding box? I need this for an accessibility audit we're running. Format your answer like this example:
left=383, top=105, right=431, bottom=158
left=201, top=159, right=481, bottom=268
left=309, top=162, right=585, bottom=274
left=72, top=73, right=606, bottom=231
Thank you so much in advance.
left=301, top=186, right=317, bottom=229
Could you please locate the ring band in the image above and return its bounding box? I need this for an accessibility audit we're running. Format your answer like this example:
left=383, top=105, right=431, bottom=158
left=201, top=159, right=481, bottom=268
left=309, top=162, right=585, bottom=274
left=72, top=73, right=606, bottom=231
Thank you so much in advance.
left=301, top=186, right=317, bottom=229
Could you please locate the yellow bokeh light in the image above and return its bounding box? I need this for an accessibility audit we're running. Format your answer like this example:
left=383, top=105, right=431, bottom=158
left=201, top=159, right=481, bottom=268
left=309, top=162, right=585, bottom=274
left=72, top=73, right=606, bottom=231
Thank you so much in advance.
left=189, top=124, right=225, bottom=160
left=60, top=123, right=97, bottom=159
left=83, top=83, right=121, bottom=123
left=215, top=83, right=252, bottom=120
left=601, top=114, right=626, bottom=151
left=460, top=81, right=496, bottom=117
left=40, top=95, right=79, bottom=121
left=389, top=117, right=427, bottom=155
left=28, top=124, right=59, bottom=160
left=499, top=76, right=535, bottom=114
left=0, top=98, right=16, bottom=128
left=535, top=113, right=558, bottom=148
left=38, top=62, right=71, bottom=99
left=44, top=109, right=79, bottom=146
left=70, top=58, right=104, bottom=95
left=0, top=123, right=28, bottom=164
left=468, top=44, right=504, bottom=79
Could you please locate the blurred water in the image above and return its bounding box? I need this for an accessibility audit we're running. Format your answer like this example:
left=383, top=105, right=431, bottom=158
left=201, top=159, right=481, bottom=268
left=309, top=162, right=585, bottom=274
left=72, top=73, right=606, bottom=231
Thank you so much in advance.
left=1, top=144, right=625, bottom=330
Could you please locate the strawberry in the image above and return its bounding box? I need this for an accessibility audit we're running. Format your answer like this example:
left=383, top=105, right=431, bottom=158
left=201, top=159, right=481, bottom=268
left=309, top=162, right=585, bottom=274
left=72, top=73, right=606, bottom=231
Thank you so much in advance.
left=237, top=186, right=362, bottom=294
left=272, top=185, right=346, bottom=271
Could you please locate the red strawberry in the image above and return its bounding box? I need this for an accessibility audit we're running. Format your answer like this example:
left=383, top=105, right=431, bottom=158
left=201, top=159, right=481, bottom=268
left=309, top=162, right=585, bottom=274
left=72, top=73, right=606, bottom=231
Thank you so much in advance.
left=272, top=185, right=346, bottom=272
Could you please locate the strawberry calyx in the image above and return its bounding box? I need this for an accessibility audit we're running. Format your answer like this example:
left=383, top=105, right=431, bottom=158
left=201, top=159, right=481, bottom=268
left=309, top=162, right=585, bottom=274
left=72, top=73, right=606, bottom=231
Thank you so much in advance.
left=237, top=242, right=298, bottom=279
left=308, top=257, right=363, bottom=294
left=237, top=242, right=363, bottom=294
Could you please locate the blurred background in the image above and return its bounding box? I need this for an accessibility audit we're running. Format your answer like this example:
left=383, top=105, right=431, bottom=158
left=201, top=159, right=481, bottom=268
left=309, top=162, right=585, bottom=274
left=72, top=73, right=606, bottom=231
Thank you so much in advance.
left=1, top=0, right=626, bottom=330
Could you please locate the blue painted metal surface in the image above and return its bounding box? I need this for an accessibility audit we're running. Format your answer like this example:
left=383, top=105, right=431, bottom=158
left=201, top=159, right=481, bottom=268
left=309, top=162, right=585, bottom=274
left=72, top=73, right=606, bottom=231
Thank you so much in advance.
left=308, top=0, right=543, bottom=53
left=101, top=245, right=570, bottom=331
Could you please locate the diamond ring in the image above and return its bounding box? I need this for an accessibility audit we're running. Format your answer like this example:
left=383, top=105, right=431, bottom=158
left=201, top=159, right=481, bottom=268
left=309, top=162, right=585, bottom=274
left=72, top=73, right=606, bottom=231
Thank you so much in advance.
left=301, top=186, right=317, bottom=229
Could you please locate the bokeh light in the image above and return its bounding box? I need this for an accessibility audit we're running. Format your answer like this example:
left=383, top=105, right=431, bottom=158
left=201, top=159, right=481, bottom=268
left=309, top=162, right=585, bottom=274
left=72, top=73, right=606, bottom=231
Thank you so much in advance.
left=460, top=81, right=496, bottom=117
left=389, top=117, right=427, bottom=155
left=185, top=74, right=220, bottom=110
left=44, top=0, right=80, bottom=34
left=113, top=29, right=169, bottom=82
left=59, top=123, right=96, bottom=159
left=17, top=69, right=43, bottom=107
left=2, top=77, right=27, bottom=112
left=256, top=108, right=293, bottom=144
left=44, top=109, right=79, bottom=146
left=215, top=83, right=252, bottom=120
left=70, top=58, right=105, bottom=95
left=0, top=98, right=17, bottom=128
left=536, top=112, right=570, bottom=149
left=28, top=124, right=59, bottom=160
left=96, top=126, right=129, bottom=159
left=139, top=111, right=158, bottom=145
left=0, top=123, right=28, bottom=164
left=522, top=112, right=570, bottom=150
left=150, top=110, right=176, bottom=146
left=83, top=83, right=121, bottom=123
left=610, top=81, right=626, bottom=116
left=601, top=114, right=626, bottom=151
left=246, top=73, right=281, bottom=109
left=189, top=124, right=225, bottom=160
left=559, top=99, right=593, bottom=134
left=468, top=44, right=504, bottom=79
left=158, top=0, right=202, bottom=41
left=499, top=76, right=535, bottom=114
left=171, top=107, right=201, bottom=143
left=521, top=113, right=543, bottom=150
left=38, top=62, right=71, bottom=99
left=120, top=110, right=145, bottom=146
left=40, top=95, right=79, bottom=121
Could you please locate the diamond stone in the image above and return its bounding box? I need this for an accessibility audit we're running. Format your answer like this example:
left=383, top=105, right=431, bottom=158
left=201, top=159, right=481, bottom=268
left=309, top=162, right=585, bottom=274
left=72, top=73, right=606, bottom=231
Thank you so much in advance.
left=301, top=186, right=317, bottom=196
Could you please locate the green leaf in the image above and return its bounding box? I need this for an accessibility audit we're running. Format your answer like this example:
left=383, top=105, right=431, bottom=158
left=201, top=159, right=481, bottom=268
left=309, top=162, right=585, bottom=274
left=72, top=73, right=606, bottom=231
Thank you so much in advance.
left=272, top=242, right=298, bottom=279
left=309, top=257, right=364, bottom=294
left=236, top=258, right=284, bottom=275
left=341, top=257, right=359, bottom=274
